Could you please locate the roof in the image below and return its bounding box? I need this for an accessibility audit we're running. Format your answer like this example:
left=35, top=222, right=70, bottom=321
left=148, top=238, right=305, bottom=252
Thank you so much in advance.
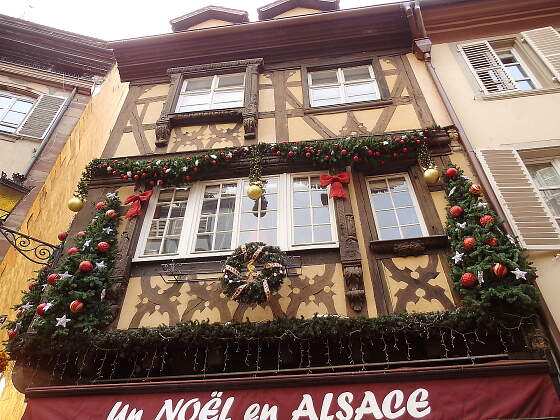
left=257, top=0, right=340, bottom=20
left=0, top=14, right=114, bottom=78
left=170, top=6, right=249, bottom=32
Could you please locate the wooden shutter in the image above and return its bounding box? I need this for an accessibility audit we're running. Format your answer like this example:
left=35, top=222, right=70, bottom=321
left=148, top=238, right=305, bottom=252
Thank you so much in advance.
left=17, top=94, right=65, bottom=139
left=458, top=41, right=517, bottom=93
left=476, top=148, right=560, bottom=250
left=522, top=26, right=560, bottom=81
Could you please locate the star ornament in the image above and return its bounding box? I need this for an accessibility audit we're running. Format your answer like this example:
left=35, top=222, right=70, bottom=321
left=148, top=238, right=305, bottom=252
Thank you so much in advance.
left=102, top=227, right=113, bottom=234
left=58, top=271, right=73, bottom=280
left=82, top=239, right=92, bottom=249
left=511, top=267, right=527, bottom=280
left=456, top=222, right=467, bottom=229
left=55, top=314, right=71, bottom=328
left=95, top=261, right=107, bottom=271
left=20, top=303, right=33, bottom=311
left=451, top=251, right=464, bottom=264
left=448, top=186, right=457, bottom=197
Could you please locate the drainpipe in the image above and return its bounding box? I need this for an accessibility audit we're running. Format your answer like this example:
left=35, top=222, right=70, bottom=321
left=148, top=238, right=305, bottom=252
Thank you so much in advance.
left=404, top=1, right=513, bottom=235
left=22, top=87, right=77, bottom=178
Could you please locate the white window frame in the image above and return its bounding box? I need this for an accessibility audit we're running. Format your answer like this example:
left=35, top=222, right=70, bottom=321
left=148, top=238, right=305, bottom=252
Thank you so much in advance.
left=496, top=47, right=541, bottom=90
left=0, top=91, right=35, bottom=133
left=524, top=157, right=560, bottom=226
left=134, top=172, right=339, bottom=261
left=366, top=173, right=428, bottom=241
left=175, top=73, right=245, bottom=113
left=307, top=65, right=380, bottom=107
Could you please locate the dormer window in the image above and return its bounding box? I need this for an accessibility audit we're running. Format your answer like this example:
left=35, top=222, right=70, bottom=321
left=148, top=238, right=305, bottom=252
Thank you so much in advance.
left=175, top=73, right=245, bottom=113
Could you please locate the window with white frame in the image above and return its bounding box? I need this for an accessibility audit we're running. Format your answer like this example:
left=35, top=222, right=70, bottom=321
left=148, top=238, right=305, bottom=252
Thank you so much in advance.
left=367, top=174, right=427, bottom=241
left=525, top=161, right=560, bottom=225
left=0, top=91, right=34, bottom=133
left=308, top=65, right=380, bottom=107
left=496, top=48, right=538, bottom=91
left=136, top=173, right=338, bottom=259
left=175, top=73, right=245, bottom=113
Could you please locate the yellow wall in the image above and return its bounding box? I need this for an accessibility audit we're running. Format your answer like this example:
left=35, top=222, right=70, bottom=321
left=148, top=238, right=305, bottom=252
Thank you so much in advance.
left=0, top=67, right=128, bottom=419
left=187, top=19, right=234, bottom=30
left=273, top=8, right=322, bottom=18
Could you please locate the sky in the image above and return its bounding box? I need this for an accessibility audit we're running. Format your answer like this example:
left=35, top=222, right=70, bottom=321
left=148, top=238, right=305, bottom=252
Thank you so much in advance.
left=1, top=0, right=399, bottom=41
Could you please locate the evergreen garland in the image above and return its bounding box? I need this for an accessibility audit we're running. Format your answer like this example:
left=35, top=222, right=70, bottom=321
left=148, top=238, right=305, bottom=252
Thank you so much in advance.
left=222, top=242, right=287, bottom=304
left=5, top=193, right=121, bottom=347
left=443, top=165, right=538, bottom=312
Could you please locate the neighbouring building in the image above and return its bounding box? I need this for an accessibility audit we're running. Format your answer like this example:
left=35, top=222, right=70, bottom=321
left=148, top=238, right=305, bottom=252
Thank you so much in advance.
left=2, top=1, right=560, bottom=419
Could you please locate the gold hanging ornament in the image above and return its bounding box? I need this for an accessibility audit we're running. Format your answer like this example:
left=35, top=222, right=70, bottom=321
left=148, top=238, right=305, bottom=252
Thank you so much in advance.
left=247, top=182, right=264, bottom=200
left=423, top=167, right=440, bottom=185
left=67, top=196, right=85, bottom=212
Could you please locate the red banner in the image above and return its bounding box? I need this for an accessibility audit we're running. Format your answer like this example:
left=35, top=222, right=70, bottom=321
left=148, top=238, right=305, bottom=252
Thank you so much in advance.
left=22, top=370, right=560, bottom=420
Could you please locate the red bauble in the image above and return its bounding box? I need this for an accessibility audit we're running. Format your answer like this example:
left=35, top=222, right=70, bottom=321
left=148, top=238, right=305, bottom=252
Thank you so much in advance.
left=47, top=273, right=60, bottom=285
left=445, top=167, right=458, bottom=178
left=463, top=237, right=476, bottom=251
left=79, top=261, right=93, bottom=272
left=69, top=300, right=84, bottom=313
left=486, top=237, right=498, bottom=247
left=67, top=247, right=79, bottom=256
left=76, top=231, right=86, bottom=237
left=492, top=263, right=508, bottom=278
left=97, top=242, right=110, bottom=252
left=341, top=149, right=348, bottom=156
left=305, top=152, right=311, bottom=158
left=480, top=215, right=495, bottom=226
left=288, top=151, right=294, bottom=157
left=28, top=281, right=37, bottom=291
left=469, top=184, right=482, bottom=195
left=367, top=149, right=373, bottom=156
left=57, top=232, right=68, bottom=241
left=353, top=156, right=359, bottom=162
left=460, top=272, right=477, bottom=288
left=8, top=329, right=16, bottom=339
left=449, top=206, right=463, bottom=218
left=16, top=310, right=23, bottom=318
left=36, top=303, right=48, bottom=316
left=106, top=209, right=118, bottom=219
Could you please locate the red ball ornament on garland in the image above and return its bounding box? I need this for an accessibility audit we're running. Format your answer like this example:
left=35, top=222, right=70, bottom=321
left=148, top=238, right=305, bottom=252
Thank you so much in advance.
left=486, top=237, right=498, bottom=247
left=469, top=184, right=483, bottom=195
left=341, top=149, right=348, bottom=156
left=492, top=263, right=509, bottom=278
left=463, top=237, right=476, bottom=251
left=79, top=261, right=93, bottom=273
left=76, top=231, right=86, bottom=237
left=288, top=151, right=294, bottom=157
left=353, top=156, right=359, bottom=162
left=480, top=215, right=495, bottom=226
left=106, top=209, right=118, bottom=219
left=28, top=281, right=37, bottom=291
left=460, top=272, right=477, bottom=288
left=449, top=206, right=463, bottom=218
left=16, top=309, right=23, bottom=318
left=97, top=242, right=110, bottom=252
left=67, top=247, right=79, bottom=256
left=47, top=273, right=60, bottom=285
left=36, top=303, right=48, bottom=316
left=445, top=167, right=458, bottom=178
left=8, top=329, right=16, bottom=339
left=69, top=300, right=84, bottom=313
left=57, top=232, right=68, bottom=241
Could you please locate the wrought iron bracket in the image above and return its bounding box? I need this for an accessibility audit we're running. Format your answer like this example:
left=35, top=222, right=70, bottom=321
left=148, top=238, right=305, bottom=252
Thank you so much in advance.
left=0, top=225, right=60, bottom=265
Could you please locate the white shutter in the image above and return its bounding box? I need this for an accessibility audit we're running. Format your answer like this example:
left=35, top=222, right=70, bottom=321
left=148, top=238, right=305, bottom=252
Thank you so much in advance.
left=458, top=41, right=517, bottom=93
left=522, top=26, right=560, bottom=81
left=476, top=148, right=560, bottom=250
left=17, top=94, right=65, bottom=139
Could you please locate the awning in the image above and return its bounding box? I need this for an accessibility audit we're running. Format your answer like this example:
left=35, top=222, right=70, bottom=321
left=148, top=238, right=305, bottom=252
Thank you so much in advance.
left=22, top=360, right=560, bottom=420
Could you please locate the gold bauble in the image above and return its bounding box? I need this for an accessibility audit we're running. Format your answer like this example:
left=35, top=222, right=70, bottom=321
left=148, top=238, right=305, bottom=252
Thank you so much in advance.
left=423, top=167, right=440, bottom=185
left=247, top=183, right=263, bottom=200
left=67, top=196, right=85, bottom=212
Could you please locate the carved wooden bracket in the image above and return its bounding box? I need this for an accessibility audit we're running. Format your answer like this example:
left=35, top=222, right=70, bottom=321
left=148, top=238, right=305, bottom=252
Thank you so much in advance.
left=370, top=235, right=449, bottom=258
left=155, top=58, right=263, bottom=146
left=343, top=265, right=366, bottom=313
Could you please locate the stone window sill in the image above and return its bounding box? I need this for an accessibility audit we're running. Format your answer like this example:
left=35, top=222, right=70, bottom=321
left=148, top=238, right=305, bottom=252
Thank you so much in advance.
left=480, top=86, right=560, bottom=101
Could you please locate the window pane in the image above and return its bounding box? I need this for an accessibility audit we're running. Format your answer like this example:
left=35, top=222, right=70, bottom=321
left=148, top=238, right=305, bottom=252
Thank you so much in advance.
left=314, top=225, right=332, bottom=243
left=241, top=212, right=259, bottom=230
left=343, top=66, right=371, bottom=81
left=310, top=70, right=338, bottom=85
left=263, top=179, right=278, bottom=194
left=293, top=208, right=311, bottom=225
left=162, top=238, right=179, bottom=254
left=313, top=207, right=330, bottom=224
left=376, top=210, right=398, bottom=228
left=540, top=189, right=560, bottom=218
left=154, top=204, right=170, bottom=219
left=182, top=93, right=211, bottom=107
left=388, top=177, right=408, bottom=192
left=505, top=64, right=528, bottom=80
left=516, top=80, right=535, bottom=91
left=219, top=197, right=236, bottom=213
left=259, top=210, right=277, bottom=229
left=185, top=77, right=212, bottom=91
left=345, top=82, right=378, bottom=102
left=195, top=235, right=213, bottom=252
left=527, top=164, right=560, bottom=188
left=201, top=199, right=218, bottom=215
left=167, top=219, right=184, bottom=235
left=158, top=190, right=174, bottom=202
left=218, top=74, right=244, bottom=88
left=239, top=230, right=258, bottom=244
left=144, top=239, right=162, bottom=255
left=0, top=96, right=11, bottom=110
left=372, top=194, right=393, bottom=210
left=174, top=188, right=189, bottom=201
left=215, top=232, right=232, bottom=250
left=311, top=190, right=329, bottom=207
left=217, top=213, right=234, bottom=231
left=379, top=227, right=401, bottom=240
left=396, top=207, right=420, bottom=225
left=169, top=202, right=187, bottom=217
left=294, top=226, right=312, bottom=244
left=392, top=191, right=413, bottom=208
left=221, top=183, right=237, bottom=196
left=149, top=220, right=166, bottom=236
left=11, top=100, right=33, bottom=113
left=260, top=229, right=277, bottom=246
left=262, top=194, right=277, bottom=210
left=0, top=124, right=16, bottom=133
left=311, top=86, right=341, bottom=104
left=3, top=111, right=25, bottom=125
left=293, top=177, right=309, bottom=191
left=369, top=180, right=388, bottom=194
left=293, top=191, right=310, bottom=208
left=402, top=225, right=423, bottom=239
left=242, top=196, right=259, bottom=212
left=198, top=215, right=215, bottom=233
left=213, top=90, right=244, bottom=107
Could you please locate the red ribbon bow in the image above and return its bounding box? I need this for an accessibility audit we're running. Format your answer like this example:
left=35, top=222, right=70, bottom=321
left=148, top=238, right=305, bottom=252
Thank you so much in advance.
left=124, top=190, right=153, bottom=219
left=320, top=172, right=350, bottom=198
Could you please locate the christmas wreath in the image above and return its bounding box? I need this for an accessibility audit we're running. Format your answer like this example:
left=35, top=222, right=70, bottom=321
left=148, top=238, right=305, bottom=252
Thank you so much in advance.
left=222, top=242, right=287, bottom=305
